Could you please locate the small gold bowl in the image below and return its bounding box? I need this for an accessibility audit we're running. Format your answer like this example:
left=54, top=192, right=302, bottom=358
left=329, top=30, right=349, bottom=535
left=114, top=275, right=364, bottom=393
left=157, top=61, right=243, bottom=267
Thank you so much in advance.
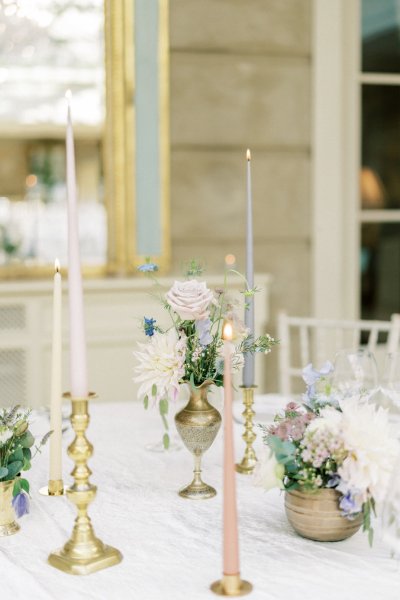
left=285, top=488, right=363, bottom=542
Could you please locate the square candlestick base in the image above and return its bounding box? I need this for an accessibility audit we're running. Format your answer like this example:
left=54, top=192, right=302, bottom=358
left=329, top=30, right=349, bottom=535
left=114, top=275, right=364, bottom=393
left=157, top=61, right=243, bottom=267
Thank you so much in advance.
left=48, top=544, right=122, bottom=576
left=211, top=574, right=253, bottom=596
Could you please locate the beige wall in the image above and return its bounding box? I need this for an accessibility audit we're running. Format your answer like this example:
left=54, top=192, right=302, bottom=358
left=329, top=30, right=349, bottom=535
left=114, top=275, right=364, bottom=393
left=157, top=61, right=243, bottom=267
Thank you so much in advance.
left=169, top=0, right=312, bottom=390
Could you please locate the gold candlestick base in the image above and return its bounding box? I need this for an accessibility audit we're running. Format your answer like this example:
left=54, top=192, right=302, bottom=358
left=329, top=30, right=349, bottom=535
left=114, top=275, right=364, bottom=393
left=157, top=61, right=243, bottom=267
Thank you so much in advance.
left=235, top=386, right=257, bottom=475
left=39, top=479, right=65, bottom=496
left=211, top=574, right=253, bottom=596
left=48, top=392, right=123, bottom=575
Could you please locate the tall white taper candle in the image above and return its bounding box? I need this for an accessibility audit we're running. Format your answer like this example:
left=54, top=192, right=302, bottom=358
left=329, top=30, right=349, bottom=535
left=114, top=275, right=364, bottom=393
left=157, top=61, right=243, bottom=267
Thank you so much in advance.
left=66, top=90, right=88, bottom=398
left=49, top=259, right=62, bottom=481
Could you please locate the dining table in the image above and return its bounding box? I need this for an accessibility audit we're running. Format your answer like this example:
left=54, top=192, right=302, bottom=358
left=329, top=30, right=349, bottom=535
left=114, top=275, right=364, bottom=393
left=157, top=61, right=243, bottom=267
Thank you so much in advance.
left=1, top=395, right=400, bottom=600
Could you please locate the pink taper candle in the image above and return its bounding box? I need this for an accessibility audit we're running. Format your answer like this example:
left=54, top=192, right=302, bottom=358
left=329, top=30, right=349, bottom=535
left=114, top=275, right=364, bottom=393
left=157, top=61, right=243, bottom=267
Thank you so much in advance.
left=223, top=322, right=240, bottom=576
left=65, top=91, right=88, bottom=398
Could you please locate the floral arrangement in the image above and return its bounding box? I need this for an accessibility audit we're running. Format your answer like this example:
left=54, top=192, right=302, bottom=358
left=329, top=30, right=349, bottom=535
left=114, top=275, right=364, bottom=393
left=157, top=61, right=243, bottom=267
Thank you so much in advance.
left=134, top=260, right=277, bottom=448
left=255, top=362, right=400, bottom=544
left=0, top=406, right=51, bottom=517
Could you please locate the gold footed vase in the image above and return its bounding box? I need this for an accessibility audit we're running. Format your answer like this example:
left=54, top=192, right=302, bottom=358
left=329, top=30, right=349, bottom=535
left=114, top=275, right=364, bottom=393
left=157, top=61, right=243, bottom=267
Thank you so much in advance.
left=175, top=382, right=221, bottom=500
left=0, top=479, right=20, bottom=536
left=285, top=488, right=363, bottom=542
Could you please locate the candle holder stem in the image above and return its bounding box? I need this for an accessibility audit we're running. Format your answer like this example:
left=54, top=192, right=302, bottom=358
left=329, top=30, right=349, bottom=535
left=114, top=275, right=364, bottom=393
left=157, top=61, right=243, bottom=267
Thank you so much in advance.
left=48, top=393, right=122, bottom=575
left=235, top=386, right=257, bottom=475
left=211, top=573, right=253, bottom=596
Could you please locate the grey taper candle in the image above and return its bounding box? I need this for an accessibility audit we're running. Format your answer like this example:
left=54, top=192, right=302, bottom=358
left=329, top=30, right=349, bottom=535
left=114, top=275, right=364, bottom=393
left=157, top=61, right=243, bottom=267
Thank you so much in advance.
left=243, top=149, right=255, bottom=388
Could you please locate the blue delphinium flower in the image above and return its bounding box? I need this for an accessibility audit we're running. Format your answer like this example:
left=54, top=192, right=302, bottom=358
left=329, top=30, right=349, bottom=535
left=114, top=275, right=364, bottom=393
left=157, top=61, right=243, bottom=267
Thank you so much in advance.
left=339, top=492, right=358, bottom=517
left=302, top=361, right=333, bottom=388
left=326, top=474, right=341, bottom=488
left=195, top=319, right=213, bottom=346
left=12, top=491, right=29, bottom=518
left=144, top=317, right=156, bottom=337
left=138, top=263, right=158, bottom=273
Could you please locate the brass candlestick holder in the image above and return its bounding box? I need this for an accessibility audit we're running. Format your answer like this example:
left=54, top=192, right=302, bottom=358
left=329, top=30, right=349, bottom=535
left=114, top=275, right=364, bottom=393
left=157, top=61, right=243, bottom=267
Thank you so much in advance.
left=48, top=392, right=122, bottom=575
left=235, top=386, right=257, bottom=475
left=39, top=479, right=65, bottom=496
left=211, top=573, right=253, bottom=596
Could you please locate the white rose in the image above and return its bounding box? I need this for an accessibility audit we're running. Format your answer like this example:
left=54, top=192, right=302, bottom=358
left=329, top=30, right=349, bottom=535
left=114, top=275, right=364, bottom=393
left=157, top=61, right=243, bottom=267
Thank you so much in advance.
left=166, top=280, right=214, bottom=321
left=253, top=449, right=285, bottom=491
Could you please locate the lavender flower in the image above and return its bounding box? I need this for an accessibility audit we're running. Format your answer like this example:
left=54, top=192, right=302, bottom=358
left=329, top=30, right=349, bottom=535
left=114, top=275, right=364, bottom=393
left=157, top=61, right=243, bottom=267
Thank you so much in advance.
left=12, top=492, right=29, bottom=518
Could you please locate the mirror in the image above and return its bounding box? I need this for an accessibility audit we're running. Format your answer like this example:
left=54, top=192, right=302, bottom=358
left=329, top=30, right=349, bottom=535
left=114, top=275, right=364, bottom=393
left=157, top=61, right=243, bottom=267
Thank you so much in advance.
left=0, top=0, right=106, bottom=274
left=0, top=0, right=170, bottom=277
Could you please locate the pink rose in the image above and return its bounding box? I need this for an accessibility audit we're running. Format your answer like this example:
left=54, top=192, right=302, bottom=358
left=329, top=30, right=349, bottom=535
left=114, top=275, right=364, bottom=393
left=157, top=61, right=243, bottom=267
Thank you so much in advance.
left=166, top=280, right=214, bottom=321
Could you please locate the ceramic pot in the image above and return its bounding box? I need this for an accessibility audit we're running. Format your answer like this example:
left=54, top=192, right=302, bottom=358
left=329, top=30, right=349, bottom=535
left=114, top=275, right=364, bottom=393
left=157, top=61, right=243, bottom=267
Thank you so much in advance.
left=285, top=488, right=363, bottom=542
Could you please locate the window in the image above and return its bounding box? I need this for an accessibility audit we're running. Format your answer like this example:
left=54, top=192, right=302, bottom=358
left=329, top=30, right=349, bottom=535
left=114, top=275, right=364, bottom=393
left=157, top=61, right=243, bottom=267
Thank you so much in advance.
left=360, top=0, right=400, bottom=321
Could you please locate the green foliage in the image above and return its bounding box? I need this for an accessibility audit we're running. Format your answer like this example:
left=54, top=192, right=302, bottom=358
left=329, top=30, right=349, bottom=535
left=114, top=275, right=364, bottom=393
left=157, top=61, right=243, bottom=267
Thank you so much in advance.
left=268, top=436, right=296, bottom=465
left=12, top=477, right=29, bottom=497
left=362, top=498, right=376, bottom=547
left=0, top=406, right=51, bottom=487
left=163, top=433, right=170, bottom=450
left=159, top=399, right=169, bottom=431
left=9, top=447, right=23, bottom=463
left=143, top=395, right=149, bottom=410
left=7, top=461, right=23, bottom=479
left=19, top=431, right=34, bottom=448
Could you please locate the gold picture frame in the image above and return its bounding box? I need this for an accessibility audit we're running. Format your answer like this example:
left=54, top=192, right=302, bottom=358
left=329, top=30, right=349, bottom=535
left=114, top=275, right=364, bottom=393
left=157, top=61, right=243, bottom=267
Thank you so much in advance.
left=104, top=0, right=170, bottom=276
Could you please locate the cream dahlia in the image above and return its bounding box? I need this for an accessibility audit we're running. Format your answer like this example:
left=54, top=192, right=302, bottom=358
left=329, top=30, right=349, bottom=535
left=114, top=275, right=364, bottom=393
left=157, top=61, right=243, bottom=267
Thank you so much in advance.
left=133, top=329, right=186, bottom=403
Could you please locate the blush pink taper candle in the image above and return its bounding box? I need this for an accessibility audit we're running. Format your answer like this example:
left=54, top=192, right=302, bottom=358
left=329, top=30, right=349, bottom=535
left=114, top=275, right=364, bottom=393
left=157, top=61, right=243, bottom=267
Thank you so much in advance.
left=65, top=90, right=88, bottom=398
left=222, top=322, right=240, bottom=576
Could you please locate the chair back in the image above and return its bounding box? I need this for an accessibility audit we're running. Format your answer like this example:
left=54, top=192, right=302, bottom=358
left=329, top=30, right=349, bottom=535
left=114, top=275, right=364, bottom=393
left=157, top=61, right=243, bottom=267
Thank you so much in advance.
left=277, top=312, right=400, bottom=395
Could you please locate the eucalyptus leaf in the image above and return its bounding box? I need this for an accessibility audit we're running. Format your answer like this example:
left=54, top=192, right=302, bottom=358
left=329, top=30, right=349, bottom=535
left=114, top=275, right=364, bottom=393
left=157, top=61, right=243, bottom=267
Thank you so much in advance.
left=159, top=399, right=168, bottom=416
left=22, top=460, right=31, bottom=472
left=19, top=431, right=34, bottom=448
left=368, top=527, right=374, bottom=547
left=7, top=460, right=23, bottom=479
left=0, top=466, right=8, bottom=479
left=143, top=395, right=149, bottom=410
left=13, top=478, right=21, bottom=497
left=163, top=433, right=170, bottom=450
left=161, top=414, right=169, bottom=431
left=151, top=384, right=157, bottom=397
left=9, top=447, right=23, bottom=463
left=22, top=448, right=31, bottom=461
left=20, top=478, right=30, bottom=494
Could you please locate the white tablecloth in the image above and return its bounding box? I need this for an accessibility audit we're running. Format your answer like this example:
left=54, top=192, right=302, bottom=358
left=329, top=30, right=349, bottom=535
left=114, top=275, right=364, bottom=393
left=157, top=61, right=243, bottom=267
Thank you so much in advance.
left=2, top=397, right=400, bottom=600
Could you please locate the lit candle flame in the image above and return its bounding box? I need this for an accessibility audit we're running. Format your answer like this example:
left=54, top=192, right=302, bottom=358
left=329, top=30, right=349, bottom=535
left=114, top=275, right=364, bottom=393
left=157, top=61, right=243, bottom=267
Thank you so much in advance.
left=55, top=258, right=60, bottom=273
left=223, top=321, right=233, bottom=341
left=246, top=148, right=251, bottom=161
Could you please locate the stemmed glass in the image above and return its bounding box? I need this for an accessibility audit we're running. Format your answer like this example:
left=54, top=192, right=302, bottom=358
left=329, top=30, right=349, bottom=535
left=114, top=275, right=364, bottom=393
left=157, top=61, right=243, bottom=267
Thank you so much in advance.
left=380, top=352, right=400, bottom=413
left=331, top=348, right=379, bottom=400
